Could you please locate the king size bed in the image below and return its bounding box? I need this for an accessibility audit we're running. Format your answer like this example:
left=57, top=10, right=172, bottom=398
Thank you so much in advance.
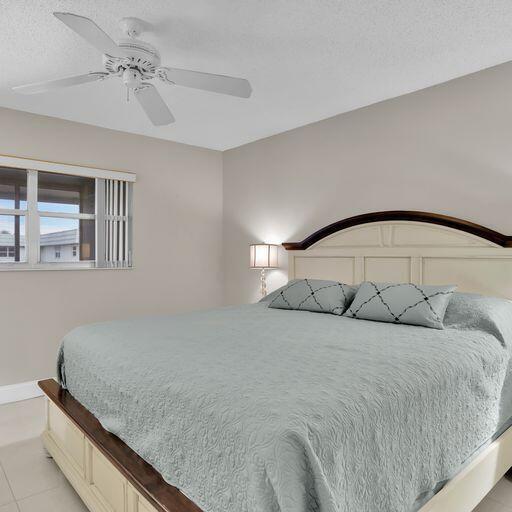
left=39, top=211, right=512, bottom=512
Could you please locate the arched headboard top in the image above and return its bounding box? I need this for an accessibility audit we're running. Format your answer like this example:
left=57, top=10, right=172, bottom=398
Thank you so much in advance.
left=282, top=211, right=512, bottom=298
left=282, top=211, right=512, bottom=250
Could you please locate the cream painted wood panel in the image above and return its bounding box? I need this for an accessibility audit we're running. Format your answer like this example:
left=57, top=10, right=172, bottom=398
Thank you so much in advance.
left=422, top=257, right=512, bottom=298
left=126, top=485, right=137, bottom=512
left=392, top=223, right=491, bottom=247
left=320, top=225, right=382, bottom=247
left=47, top=401, right=85, bottom=477
left=138, top=496, right=156, bottom=512
left=364, top=257, right=411, bottom=283
left=126, top=485, right=155, bottom=512
left=288, top=221, right=512, bottom=299
left=90, top=447, right=126, bottom=512
left=294, top=256, right=355, bottom=283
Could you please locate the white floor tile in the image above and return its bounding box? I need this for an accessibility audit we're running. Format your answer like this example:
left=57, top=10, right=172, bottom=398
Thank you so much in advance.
left=0, top=502, right=19, bottom=512
left=474, top=496, right=512, bottom=512
left=488, top=478, right=512, bottom=507
left=0, top=438, right=64, bottom=500
left=17, top=481, right=88, bottom=512
left=0, top=398, right=46, bottom=448
left=0, top=466, right=14, bottom=506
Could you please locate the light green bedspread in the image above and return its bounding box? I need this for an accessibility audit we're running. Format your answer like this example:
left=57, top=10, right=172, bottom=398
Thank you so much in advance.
left=58, top=300, right=512, bottom=512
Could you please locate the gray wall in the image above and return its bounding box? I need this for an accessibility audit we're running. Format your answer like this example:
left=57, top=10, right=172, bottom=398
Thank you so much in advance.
left=223, top=62, right=512, bottom=304
left=0, top=107, right=223, bottom=386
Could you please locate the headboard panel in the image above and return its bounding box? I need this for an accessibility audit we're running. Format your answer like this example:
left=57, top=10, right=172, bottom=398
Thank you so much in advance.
left=284, top=212, right=512, bottom=299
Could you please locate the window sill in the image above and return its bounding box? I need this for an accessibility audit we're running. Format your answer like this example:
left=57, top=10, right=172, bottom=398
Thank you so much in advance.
left=0, top=264, right=133, bottom=271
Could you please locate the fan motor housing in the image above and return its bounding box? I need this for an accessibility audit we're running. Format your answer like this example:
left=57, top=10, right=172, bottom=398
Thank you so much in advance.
left=103, top=39, right=161, bottom=77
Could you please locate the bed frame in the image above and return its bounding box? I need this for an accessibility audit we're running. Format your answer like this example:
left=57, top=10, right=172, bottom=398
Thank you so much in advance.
left=40, top=211, right=512, bottom=512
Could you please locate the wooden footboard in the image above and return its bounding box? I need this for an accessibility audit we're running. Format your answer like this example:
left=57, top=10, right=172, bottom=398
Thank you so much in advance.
left=39, top=378, right=512, bottom=512
left=38, top=379, right=201, bottom=512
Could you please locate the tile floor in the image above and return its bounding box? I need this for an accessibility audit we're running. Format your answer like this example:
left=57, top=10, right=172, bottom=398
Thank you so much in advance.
left=1, top=397, right=512, bottom=511
left=0, top=397, right=88, bottom=512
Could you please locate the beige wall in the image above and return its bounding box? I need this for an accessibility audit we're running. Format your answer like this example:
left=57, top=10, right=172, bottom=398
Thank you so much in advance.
left=0, top=107, right=223, bottom=386
left=4, top=60, right=512, bottom=384
left=223, top=62, right=512, bottom=304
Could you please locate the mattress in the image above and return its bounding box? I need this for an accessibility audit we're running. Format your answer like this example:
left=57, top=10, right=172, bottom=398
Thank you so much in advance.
left=57, top=300, right=512, bottom=512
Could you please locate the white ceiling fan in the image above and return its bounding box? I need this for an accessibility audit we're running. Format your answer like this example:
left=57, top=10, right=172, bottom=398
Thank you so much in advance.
left=12, top=13, right=252, bottom=126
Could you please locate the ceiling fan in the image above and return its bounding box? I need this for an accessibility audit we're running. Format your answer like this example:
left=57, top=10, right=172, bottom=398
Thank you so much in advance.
left=12, top=13, right=252, bottom=126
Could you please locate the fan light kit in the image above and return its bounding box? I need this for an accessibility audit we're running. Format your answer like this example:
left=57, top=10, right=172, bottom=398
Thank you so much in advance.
left=13, top=13, right=252, bottom=126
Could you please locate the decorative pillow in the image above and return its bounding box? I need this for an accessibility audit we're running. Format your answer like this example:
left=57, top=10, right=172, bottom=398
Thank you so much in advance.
left=343, top=281, right=456, bottom=329
left=268, top=279, right=356, bottom=315
left=259, top=281, right=296, bottom=303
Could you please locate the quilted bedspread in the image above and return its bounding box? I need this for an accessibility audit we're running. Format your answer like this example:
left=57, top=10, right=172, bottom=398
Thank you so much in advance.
left=57, top=301, right=512, bottom=512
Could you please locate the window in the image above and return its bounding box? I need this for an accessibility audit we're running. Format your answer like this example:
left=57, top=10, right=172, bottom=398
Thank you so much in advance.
left=0, top=160, right=134, bottom=269
left=0, top=247, right=15, bottom=258
left=0, top=168, right=27, bottom=263
left=38, top=172, right=95, bottom=264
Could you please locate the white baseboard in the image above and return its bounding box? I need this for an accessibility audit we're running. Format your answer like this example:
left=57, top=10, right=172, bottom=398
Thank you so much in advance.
left=0, top=380, right=45, bottom=406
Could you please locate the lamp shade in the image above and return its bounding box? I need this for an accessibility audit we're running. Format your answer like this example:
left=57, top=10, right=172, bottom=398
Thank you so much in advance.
left=249, top=244, right=279, bottom=269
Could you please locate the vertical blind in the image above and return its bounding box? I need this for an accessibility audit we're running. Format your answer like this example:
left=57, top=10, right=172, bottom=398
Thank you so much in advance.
left=101, top=179, right=132, bottom=268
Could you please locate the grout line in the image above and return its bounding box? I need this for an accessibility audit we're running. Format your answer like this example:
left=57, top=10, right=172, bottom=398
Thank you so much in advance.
left=11, top=467, right=65, bottom=504
left=0, top=437, right=65, bottom=505
left=14, top=482, right=64, bottom=505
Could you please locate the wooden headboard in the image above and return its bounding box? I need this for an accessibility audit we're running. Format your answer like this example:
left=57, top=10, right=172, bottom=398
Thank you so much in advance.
left=283, top=211, right=512, bottom=299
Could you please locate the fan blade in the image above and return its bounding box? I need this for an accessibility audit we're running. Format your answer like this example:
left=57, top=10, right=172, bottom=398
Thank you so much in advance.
left=13, top=72, right=108, bottom=94
left=157, top=67, right=252, bottom=98
left=134, top=84, right=175, bottom=126
left=54, top=12, right=125, bottom=57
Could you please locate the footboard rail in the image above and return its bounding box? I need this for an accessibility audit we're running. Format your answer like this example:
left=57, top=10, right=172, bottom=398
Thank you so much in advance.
left=39, top=378, right=202, bottom=512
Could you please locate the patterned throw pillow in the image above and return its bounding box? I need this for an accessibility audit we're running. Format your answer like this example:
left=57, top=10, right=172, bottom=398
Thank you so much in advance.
left=343, top=282, right=456, bottom=329
left=268, top=279, right=356, bottom=316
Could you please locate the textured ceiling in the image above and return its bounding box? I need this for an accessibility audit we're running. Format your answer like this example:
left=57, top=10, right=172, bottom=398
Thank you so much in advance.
left=1, top=1, right=512, bottom=150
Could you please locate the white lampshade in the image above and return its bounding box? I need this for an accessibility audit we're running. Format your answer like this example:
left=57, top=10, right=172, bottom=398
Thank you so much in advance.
left=249, top=244, right=279, bottom=269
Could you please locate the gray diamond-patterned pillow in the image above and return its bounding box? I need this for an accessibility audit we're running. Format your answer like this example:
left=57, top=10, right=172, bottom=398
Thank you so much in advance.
left=268, top=279, right=356, bottom=316
left=343, top=282, right=456, bottom=329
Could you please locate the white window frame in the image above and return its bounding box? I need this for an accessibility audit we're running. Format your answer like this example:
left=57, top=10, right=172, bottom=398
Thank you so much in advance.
left=0, top=155, right=135, bottom=271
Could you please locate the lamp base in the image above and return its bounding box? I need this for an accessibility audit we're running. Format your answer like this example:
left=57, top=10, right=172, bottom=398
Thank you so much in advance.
left=260, top=268, right=267, bottom=297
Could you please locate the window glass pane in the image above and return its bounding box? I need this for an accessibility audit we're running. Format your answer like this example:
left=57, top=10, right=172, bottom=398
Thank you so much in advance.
left=0, top=215, right=26, bottom=262
left=0, top=167, right=27, bottom=210
left=40, top=217, right=95, bottom=262
left=38, top=172, right=95, bottom=214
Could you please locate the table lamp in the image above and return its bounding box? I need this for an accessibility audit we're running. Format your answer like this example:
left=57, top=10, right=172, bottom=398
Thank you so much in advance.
left=249, top=243, right=279, bottom=297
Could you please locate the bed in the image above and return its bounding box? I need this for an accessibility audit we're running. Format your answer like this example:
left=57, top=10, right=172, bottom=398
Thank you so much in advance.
left=39, top=211, right=512, bottom=512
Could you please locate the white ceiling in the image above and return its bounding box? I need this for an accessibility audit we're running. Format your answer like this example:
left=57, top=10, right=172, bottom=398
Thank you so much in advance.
left=1, top=1, right=512, bottom=150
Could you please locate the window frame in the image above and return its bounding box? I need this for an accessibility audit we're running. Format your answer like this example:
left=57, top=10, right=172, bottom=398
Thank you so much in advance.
left=0, top=155, right=135, bottom=271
